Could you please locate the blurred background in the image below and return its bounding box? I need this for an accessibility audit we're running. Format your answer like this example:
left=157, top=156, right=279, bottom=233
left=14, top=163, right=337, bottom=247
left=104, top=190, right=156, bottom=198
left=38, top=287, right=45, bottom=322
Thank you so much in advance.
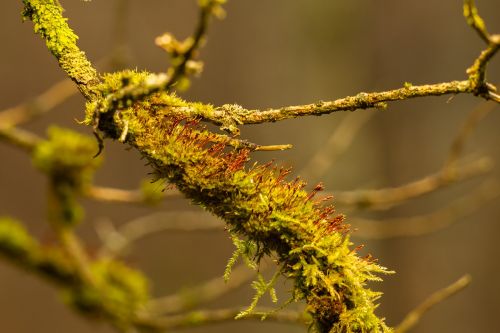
left=0, top=0, right=499, bottom=332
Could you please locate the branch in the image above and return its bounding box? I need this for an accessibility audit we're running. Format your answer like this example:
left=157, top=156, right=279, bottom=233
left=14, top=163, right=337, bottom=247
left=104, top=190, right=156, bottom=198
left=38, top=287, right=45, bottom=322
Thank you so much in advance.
left=0, top=126, right=41, bottom=151
left=21, top=0, right=101, bottom=100
left=140, top=307, right=308, bottom=331
left=395, top=275, right=471, bottom=333
left=0, top=79, right=76, bottom=126
left=96, top=212, right=223, bottom=258
left=334, top=157, right=492, bottom=210
left=335, top=101, right=495, bottom=210
left=148, top=262, right=267, bottom=315
left=351, top=181, right=500, bottom=239
left=443, top=101, right=495, bottom=172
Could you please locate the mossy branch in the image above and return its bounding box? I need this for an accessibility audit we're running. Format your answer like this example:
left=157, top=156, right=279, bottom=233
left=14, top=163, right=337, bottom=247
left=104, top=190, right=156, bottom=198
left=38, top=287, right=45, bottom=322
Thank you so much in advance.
left=21, top=0, right=101, bottom=99
left=15, top=0, right=500, bottom=332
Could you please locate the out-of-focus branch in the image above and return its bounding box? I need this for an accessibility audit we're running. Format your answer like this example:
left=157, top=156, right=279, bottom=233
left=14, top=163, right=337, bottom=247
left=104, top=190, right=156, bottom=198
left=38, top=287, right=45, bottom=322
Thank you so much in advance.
left=85, top=185, right=182, bottom=204
left=140, top=307, right=308, bottom=331
left=109, top=0, right=131, bottom=70
left=351, top=181, right=500, bottom=239
left=395, top=275, right=471, bottom=333
left=96, top=212, right=223, bottom=258
left=148, top=262, right=267, bottom=315
left=334, top=99, right=495, bottom=210
left=334, top=157, right=492, bottom=210
left=0, top=126, right=41, bottom=151
left=300, top=112, right=374, bottom=181
left=0, top=79, right=76, bottom=127
left=443, top=102, right=495, bottom=172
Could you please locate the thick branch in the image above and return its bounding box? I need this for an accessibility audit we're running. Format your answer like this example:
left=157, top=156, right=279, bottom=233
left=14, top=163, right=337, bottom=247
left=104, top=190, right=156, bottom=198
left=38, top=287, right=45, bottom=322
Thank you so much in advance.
left=21, top=0, right=101, bottom=99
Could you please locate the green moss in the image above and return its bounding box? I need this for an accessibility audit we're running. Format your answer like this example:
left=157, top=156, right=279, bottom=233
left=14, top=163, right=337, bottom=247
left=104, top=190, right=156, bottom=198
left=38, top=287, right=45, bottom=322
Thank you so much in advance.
left=90, top=81, right=393, bottom=331
left=33, top=126, right=101, bottom=225
left=0, top=217, right=37, bottom=259
left=66, top=259, right=149, bottom=324
left=33, top=126, right=100, bottom=191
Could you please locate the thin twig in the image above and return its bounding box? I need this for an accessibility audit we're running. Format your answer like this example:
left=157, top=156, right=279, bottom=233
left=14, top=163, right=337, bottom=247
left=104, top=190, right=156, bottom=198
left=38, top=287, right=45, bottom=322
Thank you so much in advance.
left=463, top=0, right=491, bottom=43
left=395, top=275, right=472, bottom=333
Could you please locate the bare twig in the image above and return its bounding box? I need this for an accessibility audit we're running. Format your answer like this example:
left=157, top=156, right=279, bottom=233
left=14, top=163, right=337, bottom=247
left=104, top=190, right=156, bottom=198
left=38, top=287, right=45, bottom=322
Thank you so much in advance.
left=395, top=275, right=472, bottom=333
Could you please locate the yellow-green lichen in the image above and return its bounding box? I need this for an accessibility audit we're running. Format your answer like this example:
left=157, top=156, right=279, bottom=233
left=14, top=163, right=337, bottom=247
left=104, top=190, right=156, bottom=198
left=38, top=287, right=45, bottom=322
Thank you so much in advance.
left=22, top=0, right=100, bottom=98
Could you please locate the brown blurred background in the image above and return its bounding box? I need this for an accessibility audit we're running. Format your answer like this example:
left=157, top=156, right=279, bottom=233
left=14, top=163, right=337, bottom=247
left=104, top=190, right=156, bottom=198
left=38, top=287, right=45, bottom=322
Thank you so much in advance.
left=1, top=1, right=499, bottom=332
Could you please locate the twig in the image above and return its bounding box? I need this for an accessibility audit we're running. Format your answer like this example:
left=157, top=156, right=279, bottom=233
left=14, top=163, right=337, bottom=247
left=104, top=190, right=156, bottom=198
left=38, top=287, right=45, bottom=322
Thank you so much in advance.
left=463, top=1, right=500, bottom=97
left=394, top=275, right=472, bottom=333
left=85, top=185, right=182, bottom=203
left=463, top=0, right=491, bottom=43
left=351, top=181, right=500, bottom=239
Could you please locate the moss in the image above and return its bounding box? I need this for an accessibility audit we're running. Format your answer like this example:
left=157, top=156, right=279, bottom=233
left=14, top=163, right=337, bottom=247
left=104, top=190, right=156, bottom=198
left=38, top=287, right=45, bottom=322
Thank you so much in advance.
left=89, top=78, right=393, bottom=331
left=0, top=217, right=37, bottom=260
left=65, top=259, right=149, bottom=325
left=33, top=126, right=100, bottom=190
left=33, top=126, right=101, bottom=225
